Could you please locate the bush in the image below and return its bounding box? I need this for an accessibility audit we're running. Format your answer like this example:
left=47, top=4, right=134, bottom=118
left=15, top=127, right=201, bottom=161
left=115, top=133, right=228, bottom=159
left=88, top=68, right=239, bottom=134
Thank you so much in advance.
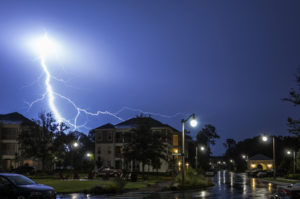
left=90, top=177, right=127, bottom=194
left=286, top=174, right=300, bottom=180
left=173, top=168, right=213, bottom=188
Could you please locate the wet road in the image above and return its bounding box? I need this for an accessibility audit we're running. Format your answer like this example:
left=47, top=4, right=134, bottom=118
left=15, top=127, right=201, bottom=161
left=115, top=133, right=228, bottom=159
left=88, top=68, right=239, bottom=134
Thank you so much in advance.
left=58, top=170, right=276, bottom=199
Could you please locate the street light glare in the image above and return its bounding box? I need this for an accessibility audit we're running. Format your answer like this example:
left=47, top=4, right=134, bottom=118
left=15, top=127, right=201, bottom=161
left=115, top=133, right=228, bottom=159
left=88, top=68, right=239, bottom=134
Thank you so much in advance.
left=190, top=119, right=198, bottom=127
left=73, top=142, right=79, bottom=148
left=200, top=146, right=205, bottom=151
left=287, top=150, right=291, bottom=155
left=262, top=135, right=268, bottom=142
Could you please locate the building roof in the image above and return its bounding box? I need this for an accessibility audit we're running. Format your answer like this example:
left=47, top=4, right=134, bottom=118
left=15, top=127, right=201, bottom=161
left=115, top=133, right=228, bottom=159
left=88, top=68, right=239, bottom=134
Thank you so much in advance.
left=0, top=112, right=32, bottom=125
left=249, top=154, right=272, bottom=160
left=95, top=123, right=115, bottom=129
left=94, top=116, right=179, bottom=132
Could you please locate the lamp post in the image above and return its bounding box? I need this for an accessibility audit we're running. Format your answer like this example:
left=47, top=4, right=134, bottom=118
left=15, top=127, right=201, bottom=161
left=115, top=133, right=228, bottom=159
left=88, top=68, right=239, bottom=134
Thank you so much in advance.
left=287, top=150, right=296, bottom=174
left=261, top=135, right=276, bottom=178
left=181, top=114, right=197, bottom=185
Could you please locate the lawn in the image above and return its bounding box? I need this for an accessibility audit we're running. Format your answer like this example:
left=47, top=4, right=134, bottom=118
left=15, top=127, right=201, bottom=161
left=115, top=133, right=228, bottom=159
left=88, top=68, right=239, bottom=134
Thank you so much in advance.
left=34, top=177, right=168, bottom=193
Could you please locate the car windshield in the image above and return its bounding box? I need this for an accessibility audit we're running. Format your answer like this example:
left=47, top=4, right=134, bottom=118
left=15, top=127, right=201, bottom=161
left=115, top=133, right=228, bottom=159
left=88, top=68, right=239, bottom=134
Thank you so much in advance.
left=6, top=175, right=36, bottom=185
left=294, top=182, right=300, bottom=187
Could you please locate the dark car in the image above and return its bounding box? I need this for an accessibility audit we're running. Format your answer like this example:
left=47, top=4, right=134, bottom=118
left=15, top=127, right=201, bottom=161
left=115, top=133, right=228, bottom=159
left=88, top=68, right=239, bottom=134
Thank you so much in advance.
left=13, top=165, right=36, bottom=175
left=272, top=182, right=300, bottom=199
left=0, top=173, right=56, bottom=199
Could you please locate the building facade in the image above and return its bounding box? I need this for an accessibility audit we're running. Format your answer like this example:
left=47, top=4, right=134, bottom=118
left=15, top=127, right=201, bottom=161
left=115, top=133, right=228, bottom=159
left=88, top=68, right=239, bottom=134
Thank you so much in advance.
left=248, top=154, right=273, bottom=171
left=0, top=112, right=37, bottom=170
left=92, top=117, right=182, bottom=173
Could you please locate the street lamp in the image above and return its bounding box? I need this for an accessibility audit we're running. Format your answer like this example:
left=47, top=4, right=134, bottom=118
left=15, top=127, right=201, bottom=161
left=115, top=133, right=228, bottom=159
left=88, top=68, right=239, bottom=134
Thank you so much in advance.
left=241, top=154, right=248, bottom=160
left=86, top=153, right=92, bottom=158
left=261, top=135, right=276, bottom=178
left=73, top=142, right=79, bottom=148
left=286, top=150, right=296, bottom=174
left=181, top=113, right=197, bottom=185
left=195, top=145, right=206, bottom=169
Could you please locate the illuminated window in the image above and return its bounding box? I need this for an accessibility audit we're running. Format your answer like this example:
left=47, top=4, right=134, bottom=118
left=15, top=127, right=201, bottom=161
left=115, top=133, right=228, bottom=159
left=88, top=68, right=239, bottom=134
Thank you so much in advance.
left=173, top=135, right=178, bottom=146
left=251, top=164, right=257, bottom=168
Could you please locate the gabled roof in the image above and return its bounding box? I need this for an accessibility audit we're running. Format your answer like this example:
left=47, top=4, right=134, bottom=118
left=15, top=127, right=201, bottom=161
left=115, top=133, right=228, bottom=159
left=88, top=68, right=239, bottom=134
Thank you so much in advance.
left=249, top=154, right=272, bottom=160
left=0, top=112, right=32, bottom=125
left=94, top=123, right=115, bottom=130
left=93, top=117, right=179, bottom=132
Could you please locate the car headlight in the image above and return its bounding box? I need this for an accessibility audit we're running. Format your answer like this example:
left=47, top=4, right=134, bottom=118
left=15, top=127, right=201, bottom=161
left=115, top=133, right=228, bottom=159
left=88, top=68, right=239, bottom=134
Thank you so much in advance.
left=47, top=190, right=56, bottom=196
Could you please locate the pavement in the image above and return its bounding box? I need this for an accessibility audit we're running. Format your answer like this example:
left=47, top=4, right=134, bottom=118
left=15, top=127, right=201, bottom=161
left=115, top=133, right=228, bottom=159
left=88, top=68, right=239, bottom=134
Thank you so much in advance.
left=259, top=177, right=298, bottom=185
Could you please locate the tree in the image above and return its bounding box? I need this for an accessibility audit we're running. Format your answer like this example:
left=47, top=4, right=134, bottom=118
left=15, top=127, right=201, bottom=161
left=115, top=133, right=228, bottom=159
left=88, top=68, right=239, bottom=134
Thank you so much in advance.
left=195, top=124, right=220, bottom=170
left=123, top=115, right=167, bottom=178
left=18, top=112, right=66, bottom=171
left=224, top=138, right=237, bottom=158
left=283, top=70, right=300, bottom=135
left=196, top=124, right=220, bottom=153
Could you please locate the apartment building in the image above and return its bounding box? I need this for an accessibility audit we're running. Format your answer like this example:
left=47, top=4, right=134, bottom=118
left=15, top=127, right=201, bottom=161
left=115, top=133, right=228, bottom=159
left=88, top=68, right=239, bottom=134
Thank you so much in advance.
left=0, top=112, right=36, bottom=170
left=92, top=117, right=182, bottom=173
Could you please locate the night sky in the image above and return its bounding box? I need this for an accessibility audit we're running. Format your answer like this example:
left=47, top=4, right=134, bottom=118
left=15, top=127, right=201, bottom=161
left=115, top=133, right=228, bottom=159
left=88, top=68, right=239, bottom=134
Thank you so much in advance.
left=0, top=1, right=300, bottom=155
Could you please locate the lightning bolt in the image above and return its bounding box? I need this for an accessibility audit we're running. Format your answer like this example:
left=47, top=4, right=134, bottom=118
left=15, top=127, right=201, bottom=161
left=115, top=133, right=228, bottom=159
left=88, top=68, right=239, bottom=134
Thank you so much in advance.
left=26, top=33, right=188, bottom=131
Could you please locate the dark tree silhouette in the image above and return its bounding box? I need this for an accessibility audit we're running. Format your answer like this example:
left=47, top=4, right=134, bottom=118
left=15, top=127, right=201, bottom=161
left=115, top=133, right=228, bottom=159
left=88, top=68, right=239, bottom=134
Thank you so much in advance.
left=283, top=70, right=300, bottom=135
left=123, top=115, right=167, bottom=178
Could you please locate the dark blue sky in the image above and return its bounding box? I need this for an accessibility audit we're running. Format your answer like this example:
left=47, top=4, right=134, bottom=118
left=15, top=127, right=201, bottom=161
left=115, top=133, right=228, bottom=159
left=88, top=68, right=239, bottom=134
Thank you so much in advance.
left=0, top=0, right=300, bottom=154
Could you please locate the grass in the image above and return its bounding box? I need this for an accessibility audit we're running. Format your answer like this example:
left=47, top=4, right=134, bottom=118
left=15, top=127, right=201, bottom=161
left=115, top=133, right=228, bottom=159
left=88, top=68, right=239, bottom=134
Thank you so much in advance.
left=34, top=177, right=168, bottom=193
left=171, top=168, right=214, bottom=189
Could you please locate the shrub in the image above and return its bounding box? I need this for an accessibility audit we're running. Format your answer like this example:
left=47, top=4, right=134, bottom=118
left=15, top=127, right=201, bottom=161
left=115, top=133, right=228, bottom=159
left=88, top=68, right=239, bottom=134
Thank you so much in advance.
left=174, top=168, right=213, bottom=188
left=90, top=177, right=127, bottom=194
left=286, top=174, right=300, bottom=180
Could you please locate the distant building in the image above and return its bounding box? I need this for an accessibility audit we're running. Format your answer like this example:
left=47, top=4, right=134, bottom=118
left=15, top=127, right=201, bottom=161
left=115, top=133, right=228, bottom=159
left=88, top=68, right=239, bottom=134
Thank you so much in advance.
left=248, top=154, right=273, bottom=171
left=91, top=117, right=183, bottom=173
left=0, top=112, right=38, bottom=170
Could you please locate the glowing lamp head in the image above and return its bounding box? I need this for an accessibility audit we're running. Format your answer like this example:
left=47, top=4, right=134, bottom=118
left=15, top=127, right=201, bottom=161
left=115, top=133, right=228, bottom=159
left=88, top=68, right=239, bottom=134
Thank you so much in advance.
left=287, top=150, right=292, bottom=155
left=86, top=153, right=92, bottom=157
left=242, top=155, right=246, bottom=159
left=190, top=115, right=198, bottom=127
left=73, top=142, right=79, bottom=148
left=262, top=135, right=268, bottom=142
left=200, top=146, right=205, bottom=151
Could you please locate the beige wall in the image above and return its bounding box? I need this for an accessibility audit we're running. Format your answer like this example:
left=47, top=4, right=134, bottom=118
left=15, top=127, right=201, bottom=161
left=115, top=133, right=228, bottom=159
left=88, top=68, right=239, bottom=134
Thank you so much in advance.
left=0, top=123, right=40, bottom=171
left=94, top=126, right=177, bottom=173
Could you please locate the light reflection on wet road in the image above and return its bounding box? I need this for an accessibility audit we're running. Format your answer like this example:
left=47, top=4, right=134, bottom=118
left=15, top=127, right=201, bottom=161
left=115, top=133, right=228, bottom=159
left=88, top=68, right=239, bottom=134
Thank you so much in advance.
left=58, top=170, right=276, bottom=199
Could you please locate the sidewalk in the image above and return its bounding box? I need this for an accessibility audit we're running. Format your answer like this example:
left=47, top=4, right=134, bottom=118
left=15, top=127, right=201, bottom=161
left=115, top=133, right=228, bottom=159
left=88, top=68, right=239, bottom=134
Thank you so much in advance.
left=259, top=177, right=298, bottom=186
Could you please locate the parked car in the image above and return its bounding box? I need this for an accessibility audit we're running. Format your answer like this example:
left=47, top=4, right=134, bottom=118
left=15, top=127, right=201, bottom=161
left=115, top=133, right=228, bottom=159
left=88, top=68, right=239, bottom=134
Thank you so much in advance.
left=205, top=169, right=216, bottom=177
left=97, top=167, right=122, bottom=177
left=13, top=165, right=36, bottom=175
left=0, top=173, right=56, bottom=199
left=256, top=171, right=267, bottom=178
left=272, top=182, right=300, bottom=199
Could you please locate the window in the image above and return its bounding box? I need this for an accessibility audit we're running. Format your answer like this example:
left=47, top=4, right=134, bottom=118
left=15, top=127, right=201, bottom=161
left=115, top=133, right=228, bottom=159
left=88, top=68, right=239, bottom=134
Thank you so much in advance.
left=107, top=161, right=111, bottom=167
left=107, top=132, right=112, bottom=141
left=97, top=147, right=101, bottom=154
left=1, top=128, right=18, bottom=140
left=115, top=132, right=122, bottom=143
left=97, top=133, right=103, bottom=142
left=107, top=146, right=111, bottom=154
left=0, top=177, right=10, bottom=185
left=173, top=135, right=178, bottom=146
